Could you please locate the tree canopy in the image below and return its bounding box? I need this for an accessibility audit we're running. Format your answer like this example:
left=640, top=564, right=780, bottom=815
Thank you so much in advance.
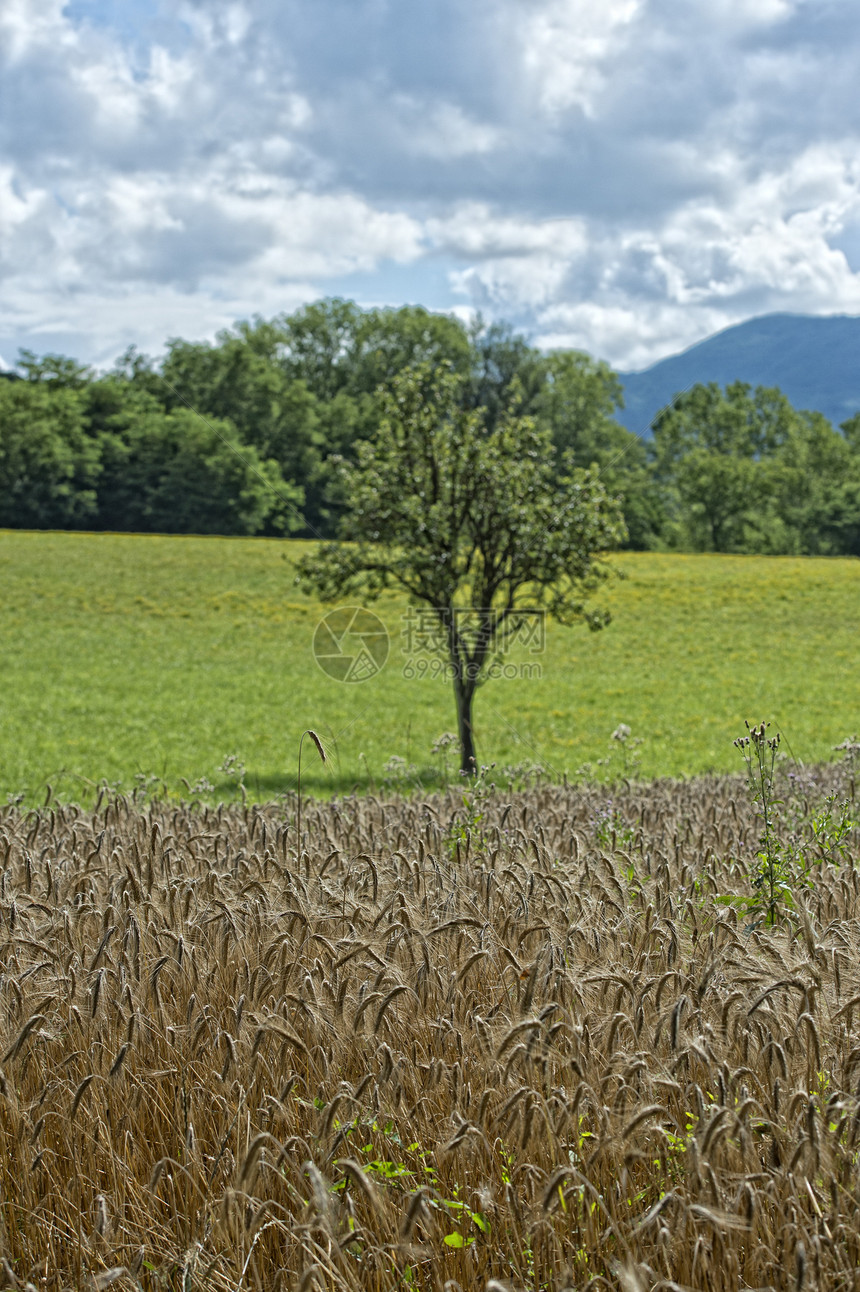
left=651, top=381, right=860, bottom=554
left=296, top=363, right=626, bottom=773
left=2, top=299, right=860, bottom=553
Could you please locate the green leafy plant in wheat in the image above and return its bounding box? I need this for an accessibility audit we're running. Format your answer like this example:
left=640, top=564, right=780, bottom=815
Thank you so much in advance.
left=733, top=721, right=799, bottom=926
left=806, top=792, right=857, bottom=868
left=446, top=761, right=496, bottom=858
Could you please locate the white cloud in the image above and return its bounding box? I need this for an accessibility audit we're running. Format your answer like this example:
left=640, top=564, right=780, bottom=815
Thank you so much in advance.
left=175, top=2, right=251, bottom=50
left=0, top=0, right=72, bottom=59
left=0, top=276, right=318, bottom=368
left=707, top=0, right=794, bottom=26
left=428, top=206, right=587, bottom=259
left=536, top=301, right=732, bottom=376
left=1, top=0, right=860, bottom=371
left=405, top=103, right=504, bottom=160
left=520, top=0, right=643, bottom=116
left=436, top=210, right=590, bottom=311
left=437, top=141, right=860, bottom=367
left=0, top=165, right=46, bottom=237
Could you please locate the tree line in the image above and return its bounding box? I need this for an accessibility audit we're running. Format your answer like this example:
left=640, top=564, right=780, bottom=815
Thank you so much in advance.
left=2, top=297, right=859, bottom=554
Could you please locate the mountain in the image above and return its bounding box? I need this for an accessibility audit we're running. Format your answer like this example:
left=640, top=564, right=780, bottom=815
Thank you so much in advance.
left=617, top=313, right=860, bottom=435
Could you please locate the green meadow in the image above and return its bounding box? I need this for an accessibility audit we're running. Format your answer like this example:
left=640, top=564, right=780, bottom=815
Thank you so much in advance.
left=1, top=529, right=858, bottom=802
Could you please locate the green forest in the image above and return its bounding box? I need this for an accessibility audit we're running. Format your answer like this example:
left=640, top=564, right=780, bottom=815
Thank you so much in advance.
left=3, top=297, right=860, bottom=555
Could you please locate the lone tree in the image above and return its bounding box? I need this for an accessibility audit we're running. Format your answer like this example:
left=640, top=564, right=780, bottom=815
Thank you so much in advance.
left=297, top=364, right=625, bottom=775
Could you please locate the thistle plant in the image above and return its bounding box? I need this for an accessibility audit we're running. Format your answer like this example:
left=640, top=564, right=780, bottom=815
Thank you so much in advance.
left=833, top=734, right=860, bottom=802
left=574, top=723, right=643, bottom=785
left=430, top=732, right=458, bottom=788
left=734, top=721, right=793, bottom=926
left=805, top=794, right=857, bottom=868
left=610, top=722, right=643, bottom=780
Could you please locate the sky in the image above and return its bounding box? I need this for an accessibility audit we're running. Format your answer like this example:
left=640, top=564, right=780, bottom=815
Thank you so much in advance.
left=2, top=0, right=860, bottom=373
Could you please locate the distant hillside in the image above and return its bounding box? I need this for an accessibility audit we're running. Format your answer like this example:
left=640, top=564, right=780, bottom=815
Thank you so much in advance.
left=617, top=313, right=860, bottom=435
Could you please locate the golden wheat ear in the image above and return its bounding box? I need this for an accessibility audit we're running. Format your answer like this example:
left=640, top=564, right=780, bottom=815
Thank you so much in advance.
left=296, top=729, right=328, bottom=855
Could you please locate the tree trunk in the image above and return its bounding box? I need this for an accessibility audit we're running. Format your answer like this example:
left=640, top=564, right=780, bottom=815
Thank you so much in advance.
left=453, top=675, right=477, bottom=777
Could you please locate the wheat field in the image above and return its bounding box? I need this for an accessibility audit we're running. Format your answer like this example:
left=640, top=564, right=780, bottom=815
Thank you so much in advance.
left=1, top=760, right=859, bottom=1290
